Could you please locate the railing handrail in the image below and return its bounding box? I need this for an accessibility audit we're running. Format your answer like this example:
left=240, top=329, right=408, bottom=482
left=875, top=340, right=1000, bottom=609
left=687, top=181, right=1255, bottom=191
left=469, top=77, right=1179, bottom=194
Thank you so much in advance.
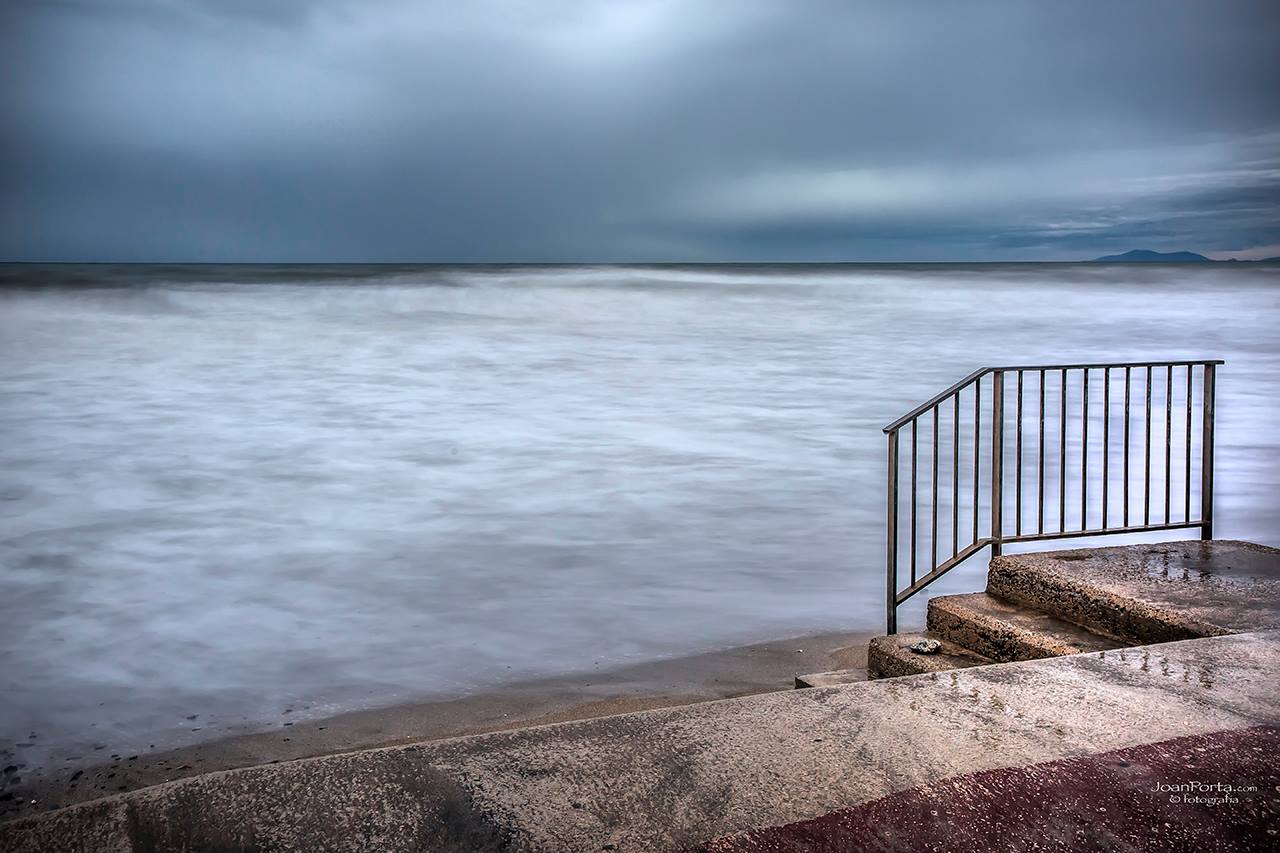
left=883, top=357, right=1221, bottom=634
left=883, top=360, right=1225, bottom=433
left=883, top=367, right=989, bottom=433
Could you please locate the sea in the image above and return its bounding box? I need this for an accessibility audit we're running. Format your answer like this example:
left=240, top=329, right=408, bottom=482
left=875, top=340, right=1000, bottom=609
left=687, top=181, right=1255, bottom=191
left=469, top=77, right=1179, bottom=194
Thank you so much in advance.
left=2, top=261, right=1278, bottom=769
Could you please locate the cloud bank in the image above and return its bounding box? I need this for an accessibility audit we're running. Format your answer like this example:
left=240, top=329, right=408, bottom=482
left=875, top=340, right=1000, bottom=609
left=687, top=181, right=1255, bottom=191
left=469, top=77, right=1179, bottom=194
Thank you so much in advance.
left=2, top=0, right=1278, bottom=261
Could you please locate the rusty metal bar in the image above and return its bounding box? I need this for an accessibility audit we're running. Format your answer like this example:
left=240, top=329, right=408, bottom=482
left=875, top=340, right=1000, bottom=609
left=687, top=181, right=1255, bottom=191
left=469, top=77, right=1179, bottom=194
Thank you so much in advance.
left=1016, top=370, right=1023, bottom=536
left=1144, top=367, right=1152, bottom=526
left=1082, top=368, right=1089, bottom=530
left=886, top=429, right=899, bottom=635
left=1202, top=363, right=1216, bottom=539
left=981, top=359, right=1222, bottom=372
left=952, top=392, right=959, bottom=558
left=885, top=367, right=993, bottom=433
left=1165, top=365, right=1173, bottom=524
left=1185, top=365, right=1192, bottom=524
left=973, top=377, right=981, bottom=543
left=1059, top=368, right=1067, bottom=532
left=1102, top=367, right=1110, bottom=529
left=991, top=370, right=1004, bottom=556
left=894, top=538, right=993, bottom=604
left=911, top=418, right=918, bottom=583
left=1124, top=366, right=1131, bottom=527
left=1004, top=521, right=1203, bottom=545
left=931, top=405, right=939, bottom=572
left=1038, top=368, right=1045, bottom=534
left=883, top=361, right=1222, bottom=434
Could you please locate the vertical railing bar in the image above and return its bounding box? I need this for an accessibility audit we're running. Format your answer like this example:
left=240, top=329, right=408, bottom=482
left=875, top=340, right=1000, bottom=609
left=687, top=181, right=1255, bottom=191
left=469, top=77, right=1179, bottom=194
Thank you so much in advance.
left=1123, top=366, right=1131, bottom=527
left=1164, top=365, right=1173, bottom=524
left=886, top=429, right=899, bottom=635
left=952, top=392, right=959, bottom=558
left=1102, top=367, right=1110, bottom=530
left=1059, top=368, right=1067, bottom=533
left=911, top=418, right=918, bottom=583
left=973, top=378, right=981, bottom=543
left=1081, top=368, right=1089, bottom=531
left=1201, top=363, right=1216, bottom=539
left=991, top=370, right=1004, bottom=557
left=1016, top=370, right=1023, bottom=536
left=1144, top=366, right=1152, bottom=526
left=1038, top=368, right=1045, bottom=534
left=1185, top=364, right=1193, bottom=524
left=931, top=406, right=939, bottom=572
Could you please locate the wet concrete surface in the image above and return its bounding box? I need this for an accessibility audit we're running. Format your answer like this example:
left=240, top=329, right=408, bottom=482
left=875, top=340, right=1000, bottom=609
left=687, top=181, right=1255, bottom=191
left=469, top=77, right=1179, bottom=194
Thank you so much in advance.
left=989, top=540, right=1280, bottom=643
left=1135, top=542, right=1280, bottom=582
left=700, top=724, right=1280, bottom=852
left=867, top=541, right=1277, bottom=680
left=3, top=631, right=1276, bottom=852
left=926, top=591, right=1126, bottom=661
left=866, top=632, right=993, bottom=678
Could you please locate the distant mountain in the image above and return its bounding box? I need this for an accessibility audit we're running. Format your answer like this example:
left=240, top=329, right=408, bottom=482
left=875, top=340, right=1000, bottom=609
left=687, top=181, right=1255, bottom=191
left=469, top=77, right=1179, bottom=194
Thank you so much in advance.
left=1092, top=249, right=1212, bottom=263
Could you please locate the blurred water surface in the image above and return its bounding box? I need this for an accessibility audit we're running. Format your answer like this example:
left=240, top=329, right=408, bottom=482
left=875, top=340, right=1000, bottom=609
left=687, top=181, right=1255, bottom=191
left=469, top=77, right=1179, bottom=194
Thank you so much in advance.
left=1, top=262, right=1278, bottom=764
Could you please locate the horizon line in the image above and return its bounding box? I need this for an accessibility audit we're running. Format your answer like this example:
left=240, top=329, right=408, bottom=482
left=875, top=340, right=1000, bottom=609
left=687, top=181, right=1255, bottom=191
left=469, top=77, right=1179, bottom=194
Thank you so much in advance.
left=3, top=258, right=1274, bottom=267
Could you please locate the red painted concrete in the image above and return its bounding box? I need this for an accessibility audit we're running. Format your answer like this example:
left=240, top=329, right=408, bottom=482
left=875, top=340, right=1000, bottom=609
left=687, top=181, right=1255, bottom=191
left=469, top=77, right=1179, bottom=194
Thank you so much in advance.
left=700, top=725, right=1280, bottom=852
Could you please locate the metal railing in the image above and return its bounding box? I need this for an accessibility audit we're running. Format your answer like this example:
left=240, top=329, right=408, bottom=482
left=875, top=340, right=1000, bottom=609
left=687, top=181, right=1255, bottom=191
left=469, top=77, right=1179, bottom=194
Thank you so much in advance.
left=883, top=359, right=1220, bottom=634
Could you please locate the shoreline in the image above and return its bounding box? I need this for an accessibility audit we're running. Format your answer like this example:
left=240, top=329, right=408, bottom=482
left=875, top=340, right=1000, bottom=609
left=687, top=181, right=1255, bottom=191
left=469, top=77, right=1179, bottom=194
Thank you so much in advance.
left=1, top=628, right=873, bottom=823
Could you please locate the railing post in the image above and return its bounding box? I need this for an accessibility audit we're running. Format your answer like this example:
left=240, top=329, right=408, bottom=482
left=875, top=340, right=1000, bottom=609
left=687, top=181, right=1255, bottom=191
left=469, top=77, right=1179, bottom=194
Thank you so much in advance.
left=990, top=371, right=1004, bottom=558
left=1200, top=363, right=1216, bottom=540
left=886, top=429, right=899, bottom=634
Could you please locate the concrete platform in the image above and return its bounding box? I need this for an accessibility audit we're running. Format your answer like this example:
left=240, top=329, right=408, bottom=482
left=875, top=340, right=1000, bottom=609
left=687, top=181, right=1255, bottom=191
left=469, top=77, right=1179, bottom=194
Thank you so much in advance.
left=989, top=539, right=1280, bottom=643
left=5, top=631, right=1278, bottom=852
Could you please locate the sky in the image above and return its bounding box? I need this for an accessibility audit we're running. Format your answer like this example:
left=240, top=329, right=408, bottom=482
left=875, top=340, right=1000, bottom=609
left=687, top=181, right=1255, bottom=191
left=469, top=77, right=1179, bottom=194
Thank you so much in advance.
left=2, top=0, right=1278, bottom=262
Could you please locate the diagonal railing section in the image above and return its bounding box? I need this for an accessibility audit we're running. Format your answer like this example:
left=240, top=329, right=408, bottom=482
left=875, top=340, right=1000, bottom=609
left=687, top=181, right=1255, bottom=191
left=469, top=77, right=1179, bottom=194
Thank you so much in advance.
left=883, top=360, right=1221, bottom=634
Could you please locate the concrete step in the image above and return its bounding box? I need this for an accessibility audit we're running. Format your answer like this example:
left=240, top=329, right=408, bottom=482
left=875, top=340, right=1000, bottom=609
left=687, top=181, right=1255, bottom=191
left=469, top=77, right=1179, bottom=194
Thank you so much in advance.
left=987, top=540, right=1280, bottom=645
left=927, top=591, right=1126, bottom=662
left=867, top=632, right=994, bottom=679
left=793, top=668, right=868, bottom=689
left=8, top=632, right=1279, bottom=852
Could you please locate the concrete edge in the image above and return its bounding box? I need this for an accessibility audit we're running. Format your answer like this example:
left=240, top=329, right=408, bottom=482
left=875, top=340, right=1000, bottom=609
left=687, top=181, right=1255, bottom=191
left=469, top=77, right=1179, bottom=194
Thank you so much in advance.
left=987, top=555, right=1229, bottom=644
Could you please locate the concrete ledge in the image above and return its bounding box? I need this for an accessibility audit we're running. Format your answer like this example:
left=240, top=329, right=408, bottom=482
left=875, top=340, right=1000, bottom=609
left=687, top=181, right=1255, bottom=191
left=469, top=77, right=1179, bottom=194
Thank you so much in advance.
left=927, top=591, right=1125, bottom=662
left=793, top=669, right=867, bottom=689
left=988, top=540, right=1280, bottom=644
left=5, top=631, right=1278, bottom=852
left=867, top=632, right=994, bottom=678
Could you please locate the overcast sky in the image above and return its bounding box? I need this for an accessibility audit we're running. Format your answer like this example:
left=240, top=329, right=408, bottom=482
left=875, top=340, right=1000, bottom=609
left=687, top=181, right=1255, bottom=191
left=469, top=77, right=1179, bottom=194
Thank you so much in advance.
left=2, top=0, right=1278, bottom=262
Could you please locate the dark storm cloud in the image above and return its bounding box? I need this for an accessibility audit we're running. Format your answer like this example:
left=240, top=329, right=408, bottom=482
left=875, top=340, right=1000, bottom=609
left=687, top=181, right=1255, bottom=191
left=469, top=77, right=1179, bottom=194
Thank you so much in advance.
left=3, top=0, right=1278, bottom=261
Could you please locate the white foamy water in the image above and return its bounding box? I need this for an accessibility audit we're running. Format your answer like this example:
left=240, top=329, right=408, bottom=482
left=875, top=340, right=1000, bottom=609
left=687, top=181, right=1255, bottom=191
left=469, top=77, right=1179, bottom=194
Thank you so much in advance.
left=2, top=262, right=1278, bottom=766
